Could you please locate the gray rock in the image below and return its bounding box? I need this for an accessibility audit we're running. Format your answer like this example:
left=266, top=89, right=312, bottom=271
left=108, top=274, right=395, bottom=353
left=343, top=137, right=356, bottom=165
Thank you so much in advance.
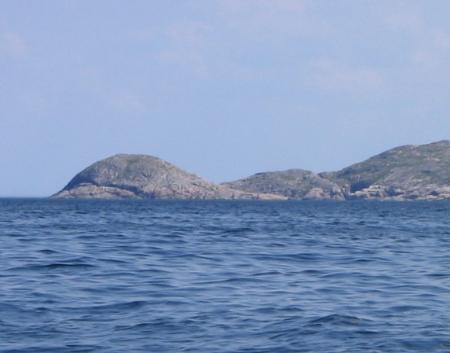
left=53, top=140, right=450, bottom=201
left=52, top=154, right=285, bottom=200
left=323, top=140, right=450, bottom=200
left=224, top=140, right=450, bottom=200
left=223, top=169, right=345, bottom=200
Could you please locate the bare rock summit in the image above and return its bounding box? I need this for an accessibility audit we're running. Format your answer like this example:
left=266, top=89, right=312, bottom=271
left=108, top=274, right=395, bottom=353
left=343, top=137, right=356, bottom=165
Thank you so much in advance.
left=52, top=154, right=284, bottom=200
left=224, top=140, right=450, bottom=200
left=222, top=169, right=345, bottom=200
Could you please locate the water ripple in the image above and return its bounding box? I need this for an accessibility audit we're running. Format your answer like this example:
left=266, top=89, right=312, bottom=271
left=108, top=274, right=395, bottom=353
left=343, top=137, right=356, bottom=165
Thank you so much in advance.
left=0, top=199, right=449, bottom=352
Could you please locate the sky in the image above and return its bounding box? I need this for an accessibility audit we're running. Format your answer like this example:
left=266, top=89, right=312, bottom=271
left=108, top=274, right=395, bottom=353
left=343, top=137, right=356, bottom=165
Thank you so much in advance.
left=1, top=0, right=450, bottom=196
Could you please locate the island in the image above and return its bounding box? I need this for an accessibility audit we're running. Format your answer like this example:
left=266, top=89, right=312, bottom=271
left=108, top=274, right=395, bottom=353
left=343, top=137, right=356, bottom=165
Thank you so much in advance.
left=53, top=140, right=450, bottom=200
left=52, top=154, right=284, bottom=200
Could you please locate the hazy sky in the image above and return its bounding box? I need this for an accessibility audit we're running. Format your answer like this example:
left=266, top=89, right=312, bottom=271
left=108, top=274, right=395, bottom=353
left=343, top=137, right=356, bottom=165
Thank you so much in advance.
left=2, top=0, right=450, bottom=196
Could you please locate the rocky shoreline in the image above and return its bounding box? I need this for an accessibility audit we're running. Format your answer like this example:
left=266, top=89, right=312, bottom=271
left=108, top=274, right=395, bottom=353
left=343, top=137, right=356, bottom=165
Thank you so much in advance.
left=53, top=140, right=450, bottom=200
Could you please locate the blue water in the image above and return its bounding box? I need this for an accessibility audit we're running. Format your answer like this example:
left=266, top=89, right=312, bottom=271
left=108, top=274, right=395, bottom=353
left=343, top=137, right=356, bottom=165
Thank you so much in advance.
left=1, top=199, right=450, bottom=353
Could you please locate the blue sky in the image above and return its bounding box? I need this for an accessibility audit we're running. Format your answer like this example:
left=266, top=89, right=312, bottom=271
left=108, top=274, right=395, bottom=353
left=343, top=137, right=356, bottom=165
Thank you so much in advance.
left=1, top=0, right=450, bottom=196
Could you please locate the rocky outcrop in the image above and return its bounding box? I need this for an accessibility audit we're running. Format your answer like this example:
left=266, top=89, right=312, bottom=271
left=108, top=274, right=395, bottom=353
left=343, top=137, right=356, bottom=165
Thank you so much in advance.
left=52, top=154, right=285, bottom=200
left=224, top=140, right=450, bottom=200
left=53, top=140, right=450, bottom=200
left=322, top=140, right=450, bottom=200
left=222, top=169, right=345, bottom=200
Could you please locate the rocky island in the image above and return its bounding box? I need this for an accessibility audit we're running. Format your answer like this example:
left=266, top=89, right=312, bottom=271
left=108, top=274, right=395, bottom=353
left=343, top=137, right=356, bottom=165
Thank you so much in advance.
left=53, top=140, right=450, bottom=200
left=52, top=154, right=284, bottom=200
left=321, top=140, right=450, bottom=200
left=223, top=169, right=345, bottom=200
left=225, top=140, right=450, bottom=201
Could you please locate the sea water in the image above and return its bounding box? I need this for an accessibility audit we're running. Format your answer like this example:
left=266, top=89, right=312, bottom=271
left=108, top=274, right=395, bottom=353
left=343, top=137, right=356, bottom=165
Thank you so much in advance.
left=1, top=199, right=450, bottom=352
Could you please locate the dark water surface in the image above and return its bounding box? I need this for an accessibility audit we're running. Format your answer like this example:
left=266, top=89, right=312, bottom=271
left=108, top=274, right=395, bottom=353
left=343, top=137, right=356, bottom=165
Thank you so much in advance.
left=1, top=199, right=450, bottom=353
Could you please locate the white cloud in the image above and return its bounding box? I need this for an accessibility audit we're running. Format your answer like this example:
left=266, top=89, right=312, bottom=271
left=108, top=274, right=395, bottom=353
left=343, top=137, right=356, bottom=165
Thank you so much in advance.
left=310, top=58, right=384, bottom=95
left=382, top=3, right=424, bottom=33
left=433, top=31, right=450, bottom=50
left=216, top=0, right=331, bottom=38
left=0, top=32, right=27, bottom=57
left=112, top=92, right=147, bottom=113
left=158, top=22, right=210, bottom=76
left=378, top=1, right=450, bottom=77
left=220, top=0, right=306, bottom=15
left=405, top=29, right=450, bottom=82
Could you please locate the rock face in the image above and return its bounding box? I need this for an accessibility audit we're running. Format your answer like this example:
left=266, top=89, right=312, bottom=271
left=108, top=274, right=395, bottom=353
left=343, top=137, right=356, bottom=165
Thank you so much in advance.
left=52, top=154, right=285, bottom=200
left=223, top=169, right=345, bottom=200
left=224, top=140, right=450, bottom=200
left=53, top=140, right=450, bottom=200
left=322, top=140, right=450, bottom=200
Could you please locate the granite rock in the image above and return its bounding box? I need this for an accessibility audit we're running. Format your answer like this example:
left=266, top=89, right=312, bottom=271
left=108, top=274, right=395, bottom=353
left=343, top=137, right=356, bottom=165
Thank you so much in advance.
left=52, top=154, right=285, bottom=200
left=225, top=140, right=450, bottom=200
left=222, top=169, right=345, bottom=200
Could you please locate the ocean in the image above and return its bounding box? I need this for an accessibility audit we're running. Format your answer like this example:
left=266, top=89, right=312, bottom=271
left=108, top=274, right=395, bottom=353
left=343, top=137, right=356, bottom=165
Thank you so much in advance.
left=1, top=199, right=450, bottom=352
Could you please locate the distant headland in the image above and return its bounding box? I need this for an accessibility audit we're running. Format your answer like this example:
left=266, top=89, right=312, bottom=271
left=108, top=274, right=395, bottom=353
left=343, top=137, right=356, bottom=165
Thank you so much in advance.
left=52, top=140, right=450, bottom=201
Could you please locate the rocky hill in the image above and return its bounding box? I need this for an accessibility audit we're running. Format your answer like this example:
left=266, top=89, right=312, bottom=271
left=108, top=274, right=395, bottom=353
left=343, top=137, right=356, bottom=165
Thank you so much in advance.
left=223, top=169, right=345, bottom=200
left=321, top=140, right=450, bottom=200
left=52, top=154, right=284, bottom=200
left=224, top=140, right=450, bottom=200
left=53, top=140, right=450, bottom=200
